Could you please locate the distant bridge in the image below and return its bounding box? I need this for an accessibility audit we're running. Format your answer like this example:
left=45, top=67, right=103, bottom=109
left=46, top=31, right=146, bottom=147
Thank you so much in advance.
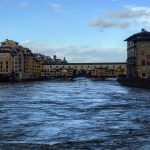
left=42, top=62, right=127, bottom=78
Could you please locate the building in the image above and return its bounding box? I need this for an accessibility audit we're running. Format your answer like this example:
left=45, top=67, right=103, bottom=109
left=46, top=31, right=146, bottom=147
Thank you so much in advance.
left=1, top=39, right=19, bottom=48
left=0, top=52, right=12, bottom=78
left=125, top=29, right=150, bottom=78
left=0, top=39, right=127, bottom=81
left=0, top=39, right=19, bottom=80
left=0, top=39, right=67, bottom=81
left=0, top=39, right=57, bottom=81
left=41, top=62, right=126, bottom=78
left=32, top=54, right=45, bottom=79
left=0, top=39, right=27, bottom=80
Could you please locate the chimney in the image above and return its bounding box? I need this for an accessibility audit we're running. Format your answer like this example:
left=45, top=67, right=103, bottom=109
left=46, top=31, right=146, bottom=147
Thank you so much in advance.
left=141, top=28, right=146, bottom=32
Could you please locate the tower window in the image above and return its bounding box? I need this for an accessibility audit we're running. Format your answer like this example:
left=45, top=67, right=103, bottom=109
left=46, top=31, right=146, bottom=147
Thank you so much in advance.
left=141, top=50, right=145, bottom=55
left=142, top=73, right=146, bottom=77
left=141, top=60, right=145, bottom=66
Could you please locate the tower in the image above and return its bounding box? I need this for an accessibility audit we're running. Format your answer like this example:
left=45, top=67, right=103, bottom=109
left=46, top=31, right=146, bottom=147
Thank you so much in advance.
left=125, top=29, right=150, bottom=78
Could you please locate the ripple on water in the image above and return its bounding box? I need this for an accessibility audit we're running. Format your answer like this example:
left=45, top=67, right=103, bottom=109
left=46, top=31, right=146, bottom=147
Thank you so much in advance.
left=0, top=78, right=150, bottom=149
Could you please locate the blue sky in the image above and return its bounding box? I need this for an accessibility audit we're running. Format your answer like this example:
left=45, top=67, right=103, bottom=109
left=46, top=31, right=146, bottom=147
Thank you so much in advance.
left=0, top=0, right=150, bottom=62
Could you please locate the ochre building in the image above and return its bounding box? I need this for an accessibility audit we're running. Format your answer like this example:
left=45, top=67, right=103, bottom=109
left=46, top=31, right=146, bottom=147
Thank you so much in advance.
left=125, top=29, right=150, bottom=78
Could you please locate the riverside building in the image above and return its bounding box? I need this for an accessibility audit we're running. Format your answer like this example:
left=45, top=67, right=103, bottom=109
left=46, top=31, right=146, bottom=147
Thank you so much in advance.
left=0, top=52, right=12, bottom=78
left=125, top=29, right=150, bottom=78
left=117, top=29, right=150, bottom=88
left=0, top=39, right=65, bottom=81
left=0, top=39, right=40, bottom=81
left=0, top=39, right=126, bottom=81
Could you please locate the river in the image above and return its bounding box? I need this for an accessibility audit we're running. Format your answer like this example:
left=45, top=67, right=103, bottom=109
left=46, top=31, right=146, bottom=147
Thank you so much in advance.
left=0, top=78, right=150, bottom=149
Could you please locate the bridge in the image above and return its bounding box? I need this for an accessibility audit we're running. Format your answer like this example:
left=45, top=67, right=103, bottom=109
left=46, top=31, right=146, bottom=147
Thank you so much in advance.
left=41, top=62, right=127, bottom=78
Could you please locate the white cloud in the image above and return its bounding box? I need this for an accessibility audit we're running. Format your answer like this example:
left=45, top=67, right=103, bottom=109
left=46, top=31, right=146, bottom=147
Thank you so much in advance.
left=20, top=40, right=32, bottom=45
left=50, top=3, right=67, bottom=13
left=20, top=40, right=126, bottom=62
left=111, top=6, right=150, bottom=18
left=91, top=6, right=150, bottom=30
left=109, top=6, right=150, bottom=26
left=90, top=17, right=129, bottom=29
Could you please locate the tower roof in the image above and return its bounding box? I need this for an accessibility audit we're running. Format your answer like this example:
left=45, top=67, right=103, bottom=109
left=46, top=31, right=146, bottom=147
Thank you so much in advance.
left=125, top=29, right=150, bottom=41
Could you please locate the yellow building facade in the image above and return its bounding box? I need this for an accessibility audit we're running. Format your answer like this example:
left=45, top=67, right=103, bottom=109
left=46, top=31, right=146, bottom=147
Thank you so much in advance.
left=125, top=29, right=150, bottom=78
left=0, top=39, right=44, bottom=81
left=0, top=52, right=12, bottom=75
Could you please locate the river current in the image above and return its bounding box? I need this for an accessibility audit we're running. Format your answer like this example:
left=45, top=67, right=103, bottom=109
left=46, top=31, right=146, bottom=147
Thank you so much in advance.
left=0, top=78, right=150, bottom=149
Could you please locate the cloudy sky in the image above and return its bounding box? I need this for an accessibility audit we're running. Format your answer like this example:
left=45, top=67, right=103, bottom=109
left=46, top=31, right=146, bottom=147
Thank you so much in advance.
left=0, top=0, right=150, bottom=62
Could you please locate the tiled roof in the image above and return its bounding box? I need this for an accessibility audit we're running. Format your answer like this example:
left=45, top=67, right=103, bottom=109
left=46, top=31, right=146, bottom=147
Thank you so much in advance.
left=125, top=29, right=150, bottom=41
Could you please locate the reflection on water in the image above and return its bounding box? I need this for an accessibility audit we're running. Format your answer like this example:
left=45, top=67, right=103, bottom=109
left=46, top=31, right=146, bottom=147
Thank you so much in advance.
left=0, top=78, right=150, bottom=149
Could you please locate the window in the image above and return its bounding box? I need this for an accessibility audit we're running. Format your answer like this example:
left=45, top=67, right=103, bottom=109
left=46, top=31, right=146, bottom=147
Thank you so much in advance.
left=142, top=43, right=145, bottom=47
left=146, top=55, right=150, bottom=65
left=141, top=50, right=145, bottom=55
left=0, top=62, right=3, bottom=70
left=142, top=73, right=146, bottom=77
left=147, top=61, right=150, bottom=65
left=141, top=60, right=145, bottom=66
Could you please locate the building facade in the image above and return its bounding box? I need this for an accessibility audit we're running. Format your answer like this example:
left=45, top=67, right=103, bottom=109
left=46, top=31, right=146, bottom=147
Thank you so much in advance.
left=41, top=63, right=126, bottom=77
left=0, top=52, right=12, bottom=76
left=0, top=39, right=44, bottom=81
left=0, top=39, right=127, bottom=81
left=0, top=39, right=68, bottom=81
left=125, top=29, right=150, bottom=78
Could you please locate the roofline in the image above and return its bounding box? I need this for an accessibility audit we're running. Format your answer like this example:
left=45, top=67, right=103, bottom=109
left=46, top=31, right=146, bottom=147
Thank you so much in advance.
left=124, top=30, right=150, bottom=41
left=124, top=38, right=150, bottom=41
left=43, top=62, right=126, bottom=65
